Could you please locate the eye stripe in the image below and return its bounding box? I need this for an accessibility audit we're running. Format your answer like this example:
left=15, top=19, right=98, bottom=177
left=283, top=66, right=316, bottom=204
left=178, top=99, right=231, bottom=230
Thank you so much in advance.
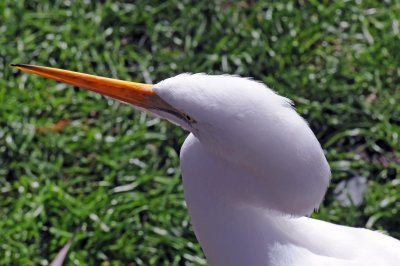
left=153, top=107, right=196, bottom=124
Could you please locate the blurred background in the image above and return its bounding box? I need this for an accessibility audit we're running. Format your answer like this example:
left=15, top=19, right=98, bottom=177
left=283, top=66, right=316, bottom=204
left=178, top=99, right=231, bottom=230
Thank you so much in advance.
left=1, top=0, right=399, bottom=265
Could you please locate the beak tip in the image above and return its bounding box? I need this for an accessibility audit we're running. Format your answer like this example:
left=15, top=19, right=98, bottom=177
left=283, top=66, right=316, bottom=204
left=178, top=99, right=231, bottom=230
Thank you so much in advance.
left=11, top=63, right=34, bottom=68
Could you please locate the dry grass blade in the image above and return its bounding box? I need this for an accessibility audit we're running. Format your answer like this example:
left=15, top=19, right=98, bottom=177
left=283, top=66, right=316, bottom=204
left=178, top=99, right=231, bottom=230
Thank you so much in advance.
left=50, top=241, right=72, bottom=266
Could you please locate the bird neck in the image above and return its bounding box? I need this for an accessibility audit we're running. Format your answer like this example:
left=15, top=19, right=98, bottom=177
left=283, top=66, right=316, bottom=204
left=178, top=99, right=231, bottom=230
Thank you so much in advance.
left=180, top=134, right=316, bottom=265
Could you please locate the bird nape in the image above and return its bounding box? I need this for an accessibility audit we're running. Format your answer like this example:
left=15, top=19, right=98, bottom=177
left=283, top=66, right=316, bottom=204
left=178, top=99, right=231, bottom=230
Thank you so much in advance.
left=13, top=64, right=400, bottom=266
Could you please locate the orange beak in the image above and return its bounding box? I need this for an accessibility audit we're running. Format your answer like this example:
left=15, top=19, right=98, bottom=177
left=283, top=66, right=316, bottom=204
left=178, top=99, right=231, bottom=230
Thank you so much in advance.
left=11, top=64, right=173, bottom=111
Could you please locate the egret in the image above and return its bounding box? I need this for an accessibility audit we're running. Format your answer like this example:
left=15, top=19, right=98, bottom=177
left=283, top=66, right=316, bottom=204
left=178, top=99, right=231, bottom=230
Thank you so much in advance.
left=13, top=64, right=400, bottom=266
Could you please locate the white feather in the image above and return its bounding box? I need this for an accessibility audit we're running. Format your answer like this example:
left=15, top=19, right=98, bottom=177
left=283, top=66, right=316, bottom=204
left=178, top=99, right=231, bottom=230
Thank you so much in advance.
left=153, top=74, right=400, bottom=266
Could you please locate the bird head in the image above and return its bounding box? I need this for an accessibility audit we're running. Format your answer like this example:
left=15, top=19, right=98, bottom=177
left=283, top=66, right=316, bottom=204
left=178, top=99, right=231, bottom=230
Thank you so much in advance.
left=13, top=65, right=330, bottom=215
left=155, top=73, right=331, bottom=215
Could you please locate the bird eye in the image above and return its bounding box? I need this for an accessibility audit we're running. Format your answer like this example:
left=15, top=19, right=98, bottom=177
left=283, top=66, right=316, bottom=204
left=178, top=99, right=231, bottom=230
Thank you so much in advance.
left=184, top=114, right=194, bottom=123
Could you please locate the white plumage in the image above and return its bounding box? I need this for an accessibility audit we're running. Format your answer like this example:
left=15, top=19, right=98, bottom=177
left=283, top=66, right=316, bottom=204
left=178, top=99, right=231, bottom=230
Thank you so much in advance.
left=154, top=74, right=400, bottom=266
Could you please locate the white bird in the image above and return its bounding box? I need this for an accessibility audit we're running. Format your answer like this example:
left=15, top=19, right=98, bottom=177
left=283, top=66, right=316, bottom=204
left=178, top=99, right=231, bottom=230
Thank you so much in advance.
left=13, top=64, right=400, bottom=266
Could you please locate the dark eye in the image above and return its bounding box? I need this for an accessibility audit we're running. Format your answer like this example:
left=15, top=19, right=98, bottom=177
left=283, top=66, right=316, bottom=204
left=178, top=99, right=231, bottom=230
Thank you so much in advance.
left=185, top=114, right=194, bottom=122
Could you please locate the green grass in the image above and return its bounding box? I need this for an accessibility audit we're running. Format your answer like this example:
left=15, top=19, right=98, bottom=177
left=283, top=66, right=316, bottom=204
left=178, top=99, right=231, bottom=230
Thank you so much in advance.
left=1, top=0, right=399, bottom=265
